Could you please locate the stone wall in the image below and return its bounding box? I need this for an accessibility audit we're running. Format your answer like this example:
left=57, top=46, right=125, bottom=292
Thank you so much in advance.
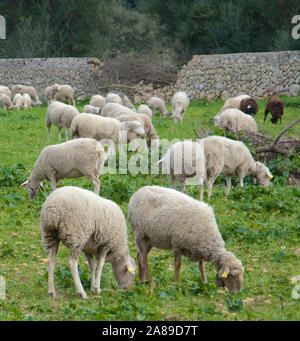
left=174, top=51, right=300, bottom=101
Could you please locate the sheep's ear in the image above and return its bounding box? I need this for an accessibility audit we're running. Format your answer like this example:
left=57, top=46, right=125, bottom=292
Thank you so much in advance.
left=219, top=265, right=230, bottom=279
left=39, top=183, right=46, bottom=191
left=127, top=266, right=134, bottom=274
left=19, top=180, right=29, bottom=188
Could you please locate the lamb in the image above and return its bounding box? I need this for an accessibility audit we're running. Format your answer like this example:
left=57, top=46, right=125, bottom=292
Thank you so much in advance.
left=219, top=94, right=251, bottom=112
left=0, top=93, right=13, bottom=110
left=109, top=91, right=136, bottom=111
left=12, top=93, right=25, bottom=110
left=90, top=95, right=105, bottom=109
left=171, top=91, right=190, bottom=123
left=11, top=84, right=42, bottom=105
left=203, top=136, right=272, bottom=200
left=137, top=104, right=153, bottom=119
left=46, top=101, right=80, bottom=141
left=214, top=108, right=257, bottom=133
left=0, top=86, right=11, bottom=98
left=20, top=138, right=107, bottom=199
left=157, top=140, right=206, bottom=200
left=22, top=93, right=32, bottom=109
left=147, top=96, right=169, bottom=118
left=45, top=84, right=75, bottom=106
left=70, top=113, right=145, bottom=154
left=239, top=98, right=258, bottom=117
left=264, top=95, right=284, bottom=124
left=83, top=104, right=101, bottom=114
left=128, top=185, right=244, bottom=293
left=40, top=186, right=135, bottom=299
left=101, top=103, right=134, bottom=118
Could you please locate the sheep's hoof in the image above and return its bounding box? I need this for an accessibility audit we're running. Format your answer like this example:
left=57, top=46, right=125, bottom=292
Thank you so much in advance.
left=48, top=291, right=56, bottom=299
left=90, top=286, right=100, bottom=293
left=78, top=291, right=88, bottom=299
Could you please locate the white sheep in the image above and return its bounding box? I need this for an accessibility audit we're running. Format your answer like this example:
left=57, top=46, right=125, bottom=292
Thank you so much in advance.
left=0, top=86, right=11, bottom=98
left=105, top=92, right=123, bottom=105
left=11, top=84, right=42, bottom=105
left=220, top=94, right=251, bottom=112
left=0, top=93, right=13, bottom=110
left=52, top=84, right=75, bottom=106
left=90, top=94, right=105, bottom=109
left=20, top=138, right=107, bottom=199
left=101, top=103, right=134, bottom=118
left=137, top=104, right=153, bottom=119
left=40, top=186, right=136, bottom=299
left=214, top=108, right=257, bottom=133
left=12, top=93, right=25, bottom=110
left=203, top=136, right=272, bottom=200
left=70, top=113, right=145, bottom=154
left=147, top=97, right=169, bottom=118
left=83, top=104, right=101, bottom=114
left=171, top=91, right=190, bottom=123
left=157, top=140, right=206, bottom=200
left=46, top=101, right=79, bottom=141
left=128, top=185, right=244, bottom=293
left=22, top=93, right=32, bottom=109
left=108, top=91, right=136, bottom=111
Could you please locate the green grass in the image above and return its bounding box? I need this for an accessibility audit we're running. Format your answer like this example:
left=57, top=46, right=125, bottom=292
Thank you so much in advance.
left=0, top=96, right=299, bottom=321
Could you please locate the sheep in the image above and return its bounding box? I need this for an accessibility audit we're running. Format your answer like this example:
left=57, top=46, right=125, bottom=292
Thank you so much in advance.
left=46, top=101, right=79, bottom=141
left=12, top=93, right=25, bottom=110
left=53, top=84, right=75, bottom=106
left=203, top=136, right=272, bottom=200
left=219, top=94, right=251, bottom=112
left=137, top=104, right=153, bottom=119
left=157, top=140, right=206, bottom=200
left=83, top=104, right=101, bottom=114
left=264, top=95, right=284, bottom=124
left=101, top=103, right=134, bottom=118
left=105, top=92, right=123, bottom=105
left=0, top=93, right=13, bottom=110
left=239, top=98, right=258, bottom=117
left=22, top=93, right=32, bottom=109
left=147, top=96, right=169, bottom=118
left=40, top=186, right=136, bottom=299
left=128, top=185, right=244, bottom=293
left=115, top=111, right=160, bottom=150
left=214, top=108, right=257, bottom=133
left=11, top=84, right=42, bottom=105
left=171, top=91, right=190, bottom=123
left=109, top=91, right=136, bottom=111
left=90, top=95, right=105, bottom=109
left=0, top=86, right=11, bottom=98
left=70, top=113, right=145, bottom=154
left=20, top=138, right=107, bottom=200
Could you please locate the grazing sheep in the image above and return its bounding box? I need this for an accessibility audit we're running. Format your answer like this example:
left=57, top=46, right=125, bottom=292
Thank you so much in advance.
left=11, top=84, right=41, bottom=105
left=171, top=91, right=190, bottom=123
left=220, top=94, right=251, bottom=112
left=137, top=104, right=153, bottom=119
left=0, top=86, right=11, bottom=98
left=70, top=113, right=145, bottom=154
left=83, top=104, right=101, bottom=114
left=215, top=108, right=257, bottom=133
left=157, top=140, right=206, bottom=200
left=203, top=136, right=272, bottom=200
left=109, top=91, right=136, bottom=111
left=0, top=93, right=13, bottom=110
left=147, top=97, right=169, bottom=118
left=22, top=93, right=32, bottom=109
left=128, top=185, right=244, bottom=293
left=105, top=92, right=123, bottom=105
left=45, top=84, right=75, bottom=106
left=46, top=101, right=79, bottom=141
left=101, top=103, right=133, bottom=118
left=20, top=138, right=107, bottom=199
left=40, top=186, right=136, bottom=299
left=12, top=93, right=25, bottom=110
left=264, top=95, right=284, bottom=124
left=240, top=98, right=258, bottom=117
left=90, top=95, right=105, bottom=109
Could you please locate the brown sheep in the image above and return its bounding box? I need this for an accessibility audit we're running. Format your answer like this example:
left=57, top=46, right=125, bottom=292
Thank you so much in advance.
left=264, top=95, right=284, bottom=124
left=240, top=98, right=258, bottom=117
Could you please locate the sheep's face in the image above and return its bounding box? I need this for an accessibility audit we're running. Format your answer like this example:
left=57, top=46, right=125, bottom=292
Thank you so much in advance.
left=216, top=252, right=244, bottom=294
left=244, top=105, right=255, bottom=116
left=19, top=180, right=44, bottom=200
left=112, top=256, right=136, bottom=290
left=256, top=162, right=272, bottom=187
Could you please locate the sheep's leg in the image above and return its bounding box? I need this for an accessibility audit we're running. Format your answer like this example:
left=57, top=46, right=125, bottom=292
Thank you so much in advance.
left=64, top=126, right=69, bottom=141
left=178, top=176, right=186, bottom=193
left=199, top=260, right=207, bottom=283
left=47, top=240, right=60, bottom=299
left=69, top=252, right=87, bottom=299
left=136, top=239, right=154, bottom=286
left=49, top=174, right=57, bottom=192
left=137, top=252, right=144, bottom=282
left=173, top=249, right=182, bottom=281
left=57, top=127, right=62, bottom=141
left=94, top=248, right=108, bottom=293
left=206, top=175, right=218, bottom=201
left=84, top=252, right=96, bottom=291
left=225, top=175, right=232, bottom=199
left=86, top=173, right=100, bottom=195
left=170, top=171, right=176, bottom=189
left=47, top=125, right=51, bottom=141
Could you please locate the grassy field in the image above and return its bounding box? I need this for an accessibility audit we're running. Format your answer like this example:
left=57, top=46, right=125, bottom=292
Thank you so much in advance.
left=0, top=96, right=299, bottom=321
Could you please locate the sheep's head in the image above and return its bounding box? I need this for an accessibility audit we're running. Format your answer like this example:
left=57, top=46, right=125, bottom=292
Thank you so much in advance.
left=255, top=162, right=272, bottom=187
left=216, top=252, right=244, bottom=294
left=19, top=179, right=45, bottom=200
left=111, top=256, right=136, bottom=290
